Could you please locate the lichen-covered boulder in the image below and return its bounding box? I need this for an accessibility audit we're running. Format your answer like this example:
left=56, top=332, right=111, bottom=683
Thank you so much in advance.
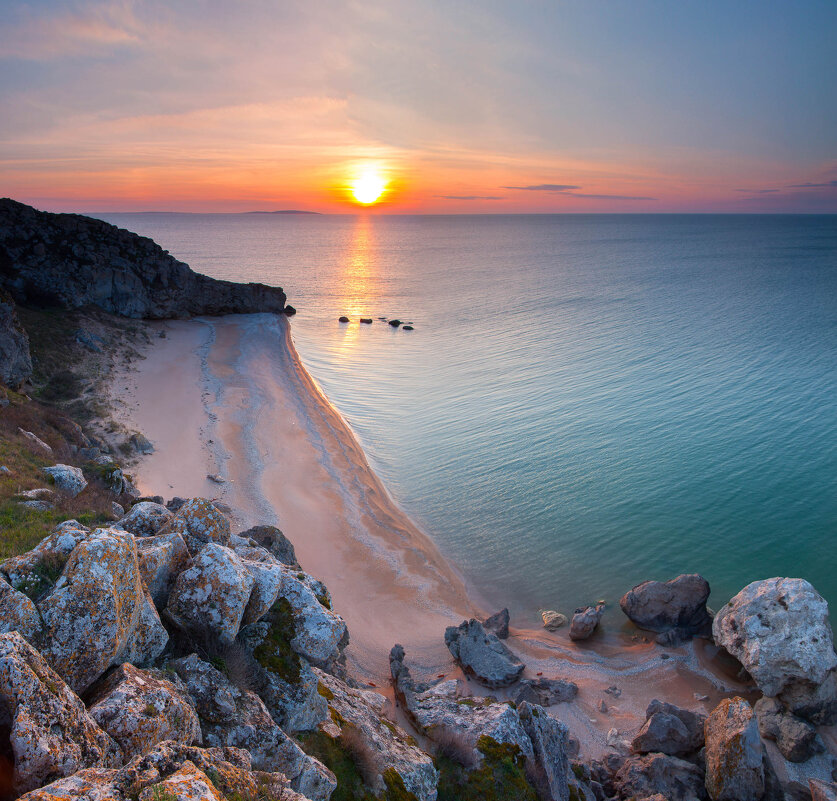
left=810, top=779, right=837, bottom=801
left=119, top=590, right=169, bottom=668
left=42, top=464, right=87, bottom=497
left=316, top=668, right=438, bottom=801
left=631, top=700, right=706, bottom=756
left=169, top=498, right=231, bottom=554
left=713, top=578, right=837, bottom=700
left=620, top=574, right=712, bottom=639
left=280, top=569, right=347, bottom=665
left=119, top=502, right=173, bottom=537
left=0, top=578, right=43, bottom=642
left=88, top=664, right=202, bottom=759
left=165, top=544, right=255, bottom=645
left=38, top=526, right=165, bottom=693
left=518, top=702, right=570, bottom=801
left=239, top=556, right=284, bottom=626
left=390, top=645, right=532, bottom=762
left=139, top=762, right=224, bottom=801
left=16, top=768, right=123, bottom=801
left=613, top=753, right=706, bottom=801
left=0, top=632, right=121, bottom=794
left=169, top=654, right=335, bottom=801
left=704, top=697, right=763, bottom=801
left=444, top=619, right=525, bottom=689
left=135, top=531, right=190, bottom=608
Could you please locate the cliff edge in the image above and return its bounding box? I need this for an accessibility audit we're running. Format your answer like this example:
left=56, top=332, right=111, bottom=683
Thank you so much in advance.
left=0, top=198, right=287, bottom=319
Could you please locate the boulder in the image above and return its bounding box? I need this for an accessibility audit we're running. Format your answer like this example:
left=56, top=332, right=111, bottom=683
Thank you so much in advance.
left=316, top=669, right=437, bottom=801
left=168, top=498, right=232, bottom=554
left=255, top=652, right=330, bottom=733
left=631, top=700, right=706, bottom=756
left=0, top=290, right=32, bottom=388
left=1, top=520, right=90, bottom=592
left=778, top=669, right=837, bottom=725
left=613, top=753, right=707, bottom=801
left=169, top=654, right=335, bottom=801
left=129, top=433, right=154, bottom=455
left=239, top=555, right=284, bottom=626
left=279, top=569, right=347, bottom=665
left=541, top=610, right=567, bottom=630
left=88, top=664, right=202, bottom=759
left=704, top=697, right=763, bottom=801
left=338, top=316, right=350, bottom=323
left=118, top=588, right=169, bottom=667
left=165, top=543, right=255, bottom=645
left=42, top=465, right=87, bottom=497
left=0, top=578, right=43, bottom=642
left=135, top=531, right=190, bottom=608
left=483, top=608, right=510, bottom=639
left=17, top=429, right=51, bottom=454
left=0, top=632, right=120, bottom=794
left=138, top=762, right=223, bottom=801
left=238, top=525, right=299, bottom=568
left=620, top=574, right=712, bottom=639
left=38, top=526, right=167, bottom=693
left=569, top=604, right=605, bottom=641
left=518, top=701, right=570, bottom=801
left=713, top=578, right=837, bottom=704
left=754, top=696, right=824, bottom=762
left=444, top=619, right=525, bottom=689
left=513, top=677, right=578, bottom=706
left=119, top=502, right=173, bottom=537
left=390, top=645, right=532, bottom=762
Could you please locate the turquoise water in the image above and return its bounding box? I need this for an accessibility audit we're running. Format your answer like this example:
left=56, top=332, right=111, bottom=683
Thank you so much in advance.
left=96, top=212, right=837, bottom=616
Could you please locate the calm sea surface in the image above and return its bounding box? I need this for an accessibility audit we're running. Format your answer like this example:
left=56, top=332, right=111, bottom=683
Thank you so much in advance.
left=96, top=213, right=837, bottom=618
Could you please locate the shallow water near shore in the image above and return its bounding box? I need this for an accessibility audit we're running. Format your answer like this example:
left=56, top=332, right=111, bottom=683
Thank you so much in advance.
left=96, top=212, right=837, bottom=619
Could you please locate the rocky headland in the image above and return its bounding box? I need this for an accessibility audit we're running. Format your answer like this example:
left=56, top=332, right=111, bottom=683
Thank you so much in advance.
left=1, top=198, right=836, bottom=801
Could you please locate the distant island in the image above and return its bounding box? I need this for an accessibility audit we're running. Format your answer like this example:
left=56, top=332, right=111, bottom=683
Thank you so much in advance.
left=243, top=209, right=321, bottom=215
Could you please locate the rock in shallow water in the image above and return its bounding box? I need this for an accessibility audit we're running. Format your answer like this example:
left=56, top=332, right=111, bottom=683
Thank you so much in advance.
left=541, top=610, right=567, bottom=630
left=569, top=604, right=604, bottom=641
left=444, top=618, right=525, bottom=688
left=620, top=574, right=712, bottom=639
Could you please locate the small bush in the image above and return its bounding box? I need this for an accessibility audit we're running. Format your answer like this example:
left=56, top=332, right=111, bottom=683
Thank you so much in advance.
left=253, top=598, right=301, bottom=684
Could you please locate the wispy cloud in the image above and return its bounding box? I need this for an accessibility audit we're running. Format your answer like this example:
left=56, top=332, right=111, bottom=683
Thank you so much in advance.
left=503, top=184, right=653, bottom=200
left=787, top=180, right=837, bottom=188
left=503, top=184, right=580, bottom=191
left=437, top=195, right=503, bottom=200
left=736, top=188, right=780, bottom=194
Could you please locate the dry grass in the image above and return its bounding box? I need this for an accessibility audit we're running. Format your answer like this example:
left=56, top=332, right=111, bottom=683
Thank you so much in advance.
left=338, top=723, right=379, bottom=787
left=431, top=728, right=478, bottom=770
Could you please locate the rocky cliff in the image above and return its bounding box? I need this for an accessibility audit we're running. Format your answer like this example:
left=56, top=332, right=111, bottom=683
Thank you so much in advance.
left=0, top=199, right=287, bottom=319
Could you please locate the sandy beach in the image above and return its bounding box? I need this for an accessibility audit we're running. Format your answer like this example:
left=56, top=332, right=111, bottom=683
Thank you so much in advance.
left=109, top=312, right=834, bottom=777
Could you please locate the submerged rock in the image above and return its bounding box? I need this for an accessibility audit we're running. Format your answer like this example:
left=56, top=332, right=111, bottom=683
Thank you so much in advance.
left=704, top=697, right=763, bottom=801
left=444, top=619, right=524, bottom=689
left=338, top=316, right=349, bottom=323
left=541, top=610, right=567, bottom=630
left=620, top=574, right=712, bottom=639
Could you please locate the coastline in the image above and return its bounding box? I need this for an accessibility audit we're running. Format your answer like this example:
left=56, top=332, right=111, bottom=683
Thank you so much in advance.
left=110, top=311, right=827, bottom=773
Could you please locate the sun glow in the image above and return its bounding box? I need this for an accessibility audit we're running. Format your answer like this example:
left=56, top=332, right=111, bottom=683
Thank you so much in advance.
left=350, top=167, right=387, bottom=205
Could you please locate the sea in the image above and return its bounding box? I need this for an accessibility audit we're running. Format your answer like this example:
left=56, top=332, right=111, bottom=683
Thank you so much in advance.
left=94, top=212, right=837, bottom=619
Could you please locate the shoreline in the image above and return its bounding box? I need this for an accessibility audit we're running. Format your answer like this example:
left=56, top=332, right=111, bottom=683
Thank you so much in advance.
left=109, top=311, right=817, bottom=767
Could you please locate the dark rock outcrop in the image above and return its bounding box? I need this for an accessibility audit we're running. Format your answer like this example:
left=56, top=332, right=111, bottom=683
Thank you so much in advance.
left=483, top=607, right=510, bottom=639
left=620, top=574, right=712, bottom=641
left=0, top=198, right=287, bottom=319
left=754, top=696, right=824, bottom=762
left=631, top=699, right=706, bottom=756
left=0, top=288, right=32, bottom=387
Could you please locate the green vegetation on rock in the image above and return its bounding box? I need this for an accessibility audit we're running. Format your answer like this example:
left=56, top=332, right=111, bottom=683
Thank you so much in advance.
left=253, top=597, right=301, bottom=684
left=435, top=736, right=539, bottom=801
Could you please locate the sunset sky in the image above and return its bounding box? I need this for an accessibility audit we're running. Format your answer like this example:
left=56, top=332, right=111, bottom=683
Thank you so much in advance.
left=1, top=1, right=835, bottom=213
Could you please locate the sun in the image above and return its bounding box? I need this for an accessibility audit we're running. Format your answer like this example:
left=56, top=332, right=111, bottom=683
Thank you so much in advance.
left=351, top=167, right=387, bottom=205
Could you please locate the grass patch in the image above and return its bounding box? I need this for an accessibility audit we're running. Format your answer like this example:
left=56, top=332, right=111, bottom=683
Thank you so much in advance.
left=253, top=598, right=301, bottom=684
left=435, top=736, right=539, bottom=801
left=297, top=730, right=377, bottom=801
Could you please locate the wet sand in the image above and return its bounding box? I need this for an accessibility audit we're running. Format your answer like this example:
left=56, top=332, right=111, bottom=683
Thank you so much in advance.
left=111, top=313, right=787, bottom=762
